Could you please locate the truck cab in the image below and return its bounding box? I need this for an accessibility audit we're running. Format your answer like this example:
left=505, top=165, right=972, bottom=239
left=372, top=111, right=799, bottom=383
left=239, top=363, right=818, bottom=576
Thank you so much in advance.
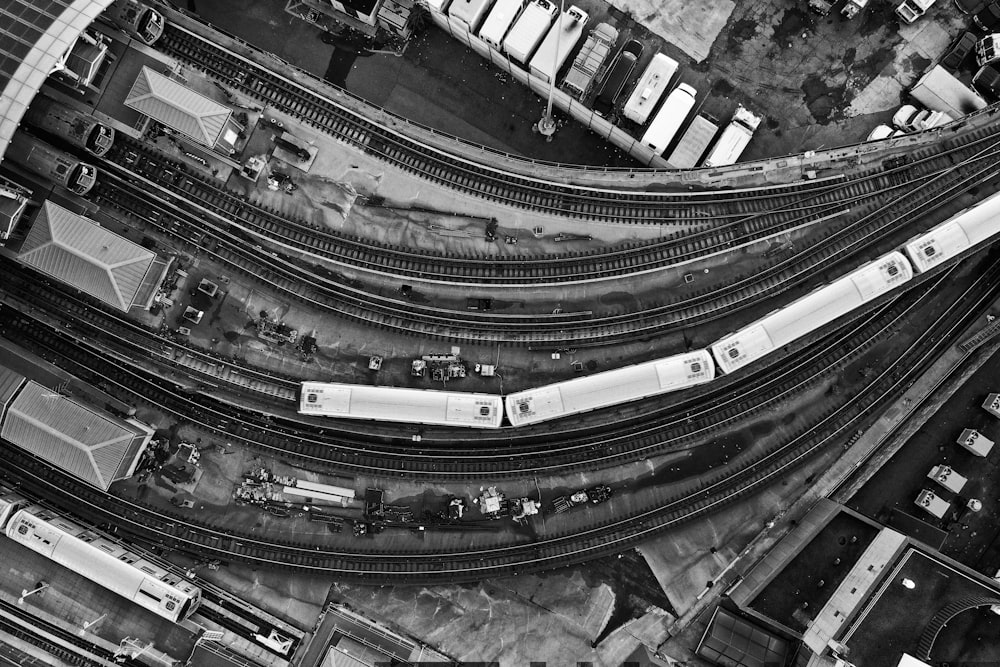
left=895, top=0, right=937, bottom=22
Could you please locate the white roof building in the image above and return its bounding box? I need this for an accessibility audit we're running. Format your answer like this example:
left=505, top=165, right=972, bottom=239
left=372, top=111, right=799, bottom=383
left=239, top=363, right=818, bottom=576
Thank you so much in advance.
left=1, top=380, right=152, bottom=490
left=18, top=201, right=163, bottom=312
left=125, top=66, right=241, bottom=152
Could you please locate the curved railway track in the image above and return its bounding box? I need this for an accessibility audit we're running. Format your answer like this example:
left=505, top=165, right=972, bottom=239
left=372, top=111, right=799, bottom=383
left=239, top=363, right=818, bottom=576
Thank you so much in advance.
left=94, top=125, right=1000, bottom=286
left=2, top=254, right=991, bottom=477
left=87, top=134, right=1000, bottom=347
left=0, top=255, right=992, bottom=583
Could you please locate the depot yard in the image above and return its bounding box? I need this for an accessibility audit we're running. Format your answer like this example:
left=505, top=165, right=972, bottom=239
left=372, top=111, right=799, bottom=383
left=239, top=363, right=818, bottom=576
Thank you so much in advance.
left=190, top=0, right=977, bottom=167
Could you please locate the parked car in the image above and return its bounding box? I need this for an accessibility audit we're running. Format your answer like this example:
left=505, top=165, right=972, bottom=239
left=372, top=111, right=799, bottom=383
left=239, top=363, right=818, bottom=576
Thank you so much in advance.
left=942, top=31, right=978, bottom=69
left=975, top=1, right=1000, bottom=29
left=892, top=104, right=954, bottom=132
left=866, top=124, right=903, bottom=141
left=973, top=62, right=1000, bottom=98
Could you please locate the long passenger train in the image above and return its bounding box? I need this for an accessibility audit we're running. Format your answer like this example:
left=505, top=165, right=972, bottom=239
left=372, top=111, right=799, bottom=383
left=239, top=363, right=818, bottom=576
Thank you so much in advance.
left=299, top=189, right=1000, bottom=429
left=0, top=493, right=201, bottom=623
left=5, top=133, right=98, bottom=195
left=22, top=95, right=116, bottom=157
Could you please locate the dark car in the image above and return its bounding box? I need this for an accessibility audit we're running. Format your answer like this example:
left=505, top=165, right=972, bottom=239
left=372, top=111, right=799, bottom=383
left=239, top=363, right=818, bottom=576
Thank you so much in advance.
left=974, top=1, right=1000, bottom=29
left=592, top=40, right=643, bottom=117
left=956, top=0, right=986, bottom=13
left=942, top=31, right=978, bottom=69
left=973, top=63, right=1000, bottom=99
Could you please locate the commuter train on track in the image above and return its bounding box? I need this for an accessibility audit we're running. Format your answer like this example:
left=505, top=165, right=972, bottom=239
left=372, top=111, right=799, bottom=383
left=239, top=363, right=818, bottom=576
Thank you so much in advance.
left=0, top=493, right=201, bottom=623
left=5, top=132, right=98, bottom=195
left=22, top=95, right=116, bottom=157
left=300, top=190, right=1000, bottom=429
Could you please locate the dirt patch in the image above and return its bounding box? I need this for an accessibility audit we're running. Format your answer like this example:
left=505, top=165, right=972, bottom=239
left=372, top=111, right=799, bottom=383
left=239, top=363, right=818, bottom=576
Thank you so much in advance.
left=773, top=7, right=815, bottom=48
left=802, top=73, right=847, bottom=124
left=725, top=17, right=758, bottom=57
left=713, top=78, right=735, bottom=96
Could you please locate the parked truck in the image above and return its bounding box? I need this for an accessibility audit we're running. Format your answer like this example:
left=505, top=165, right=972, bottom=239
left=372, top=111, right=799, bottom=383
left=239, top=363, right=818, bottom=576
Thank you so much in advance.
left=502, top=0, right=557, bottom=64
left=528, top=5, right=588, bottom=83
left=895, top=0, right=936, bottom=23
left=701, top=105, right=762, bottom=168
left=562, top=22, right=618, bottom=98
left=665, top=114, right=719, bottom=169
left=909, top=65, right=987, bottom=118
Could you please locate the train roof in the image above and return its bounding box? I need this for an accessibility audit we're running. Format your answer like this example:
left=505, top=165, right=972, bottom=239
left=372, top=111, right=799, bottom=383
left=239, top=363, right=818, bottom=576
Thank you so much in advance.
left=712, top=252, right=913, bottom=374
left=18, top=201, right=158, bottom=312
left=0, top=380, right=152, bottom=489
left=904, top=190, right=1000, bottom=273
left=0, top=0, right=116, bottom=162
left=505, top=350, right=714, bottom=427
left=7, top=505, right=200, bottom=619
left=299, top=382, right=503, bottom=428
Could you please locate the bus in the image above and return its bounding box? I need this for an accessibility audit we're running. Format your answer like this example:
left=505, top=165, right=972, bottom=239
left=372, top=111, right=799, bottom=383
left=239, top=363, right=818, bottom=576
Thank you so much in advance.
left=640, top=83, right=697, bottom=156
left=528, top=6, right=589, bottom=83
left=622, top=53, right=678, bottom=125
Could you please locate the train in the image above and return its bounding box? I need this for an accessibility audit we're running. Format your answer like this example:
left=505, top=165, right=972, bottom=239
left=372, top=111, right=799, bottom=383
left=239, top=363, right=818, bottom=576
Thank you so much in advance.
left=102, top=0, right=165, bottom=45
left=0, top=493, right=201, bottom=623
left=4, top=132, right=98, bottom=195
left=22, top=95, right=116, bottom=157
left=298, top=188, right=1000, bottom=429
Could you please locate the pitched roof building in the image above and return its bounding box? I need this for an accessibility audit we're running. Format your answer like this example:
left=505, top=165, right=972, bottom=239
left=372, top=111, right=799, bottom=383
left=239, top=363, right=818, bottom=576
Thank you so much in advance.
left=17, top=201, right=163, bottom=312
left=1, top=378, right=152, bottom=490
left=125, top=66, right=242, bottom=153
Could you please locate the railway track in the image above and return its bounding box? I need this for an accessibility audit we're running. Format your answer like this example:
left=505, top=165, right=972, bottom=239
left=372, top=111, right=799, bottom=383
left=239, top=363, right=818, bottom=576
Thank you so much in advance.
left=0, top=254, right=992, bottom=582
left=87, top=133, right=1000, bottom=347
left=94, top=127, right=1000, bottom=286
left=1, top=253, right=989, bottom=477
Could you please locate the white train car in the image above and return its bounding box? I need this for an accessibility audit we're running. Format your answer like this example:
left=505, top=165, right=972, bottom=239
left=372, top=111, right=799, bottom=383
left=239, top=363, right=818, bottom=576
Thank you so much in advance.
left=6, top=506, right=202, bottom=623
left=904, top=190, right=1000, bottom=273
left=299, top=382, right=503, bottom=428
left=505, top=351, right=715, bottom=427
left=711, top=252, right=914, bottom=374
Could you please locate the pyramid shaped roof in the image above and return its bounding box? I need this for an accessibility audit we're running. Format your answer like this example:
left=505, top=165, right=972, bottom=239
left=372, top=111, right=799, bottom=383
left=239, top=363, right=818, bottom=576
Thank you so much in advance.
left=18, top=201, right=156, bottom=311
left=1, top=381, right=145, bottom=489
left=125, top=66, right=231, bottom=146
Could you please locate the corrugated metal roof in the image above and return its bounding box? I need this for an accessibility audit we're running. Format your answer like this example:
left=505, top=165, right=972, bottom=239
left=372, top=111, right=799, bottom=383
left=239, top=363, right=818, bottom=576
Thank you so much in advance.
left=0, top=367, right=27, bottom=417
left=1, top=380, right=144, bottom=489
left=18, top=201, right=156, bottom=311
left=0, top=0, right=116, bottom=162
left=124, top=66, right=232, bottom=146
left=696, top=607, right=788, bottom=667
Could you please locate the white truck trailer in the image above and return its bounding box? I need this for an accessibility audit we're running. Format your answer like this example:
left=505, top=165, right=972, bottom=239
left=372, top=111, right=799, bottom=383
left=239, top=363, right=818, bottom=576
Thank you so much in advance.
left=701, top=105, right=762, bottom=168
left=479, top=0, right=525, bottom=50
left=528, top=5, right=588, bottom=83
left=448, top=0, right=496, bottom=33
left=502, top=0, right=557, bottom=65
left=622, top=53, right=678, bottom=125
left=909, top=65, right=987, bottom=118
left=640, top=83, right=697, bottom=156
left=562, top=22, right=618, bottom=98
left=665, top=114, right=719, bottom=168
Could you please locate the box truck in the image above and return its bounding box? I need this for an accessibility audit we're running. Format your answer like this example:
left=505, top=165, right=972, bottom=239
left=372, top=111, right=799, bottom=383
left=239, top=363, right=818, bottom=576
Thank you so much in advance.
left=528, top=5, right=589, bottom=83
left=701, top=105, right=762, bottom=168
left=562, top=22, right=618, bottom=98
left=909, top=64, right=987, bottom=117
left=502, top=0, right=557, bottom=64
left=665, top=114, right=719, bottom=168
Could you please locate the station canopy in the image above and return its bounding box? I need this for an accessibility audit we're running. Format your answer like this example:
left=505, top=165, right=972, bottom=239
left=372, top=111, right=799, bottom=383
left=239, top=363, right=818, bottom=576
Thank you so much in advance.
left=18, top=201, right=157, bottom=312
left=125, top=66, right=235, bottom=148
left=0, top=0, right=116, bottom=162
left=697, top=607, right=789, bottom=667
left=1, top=380, right=149, bottom=490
